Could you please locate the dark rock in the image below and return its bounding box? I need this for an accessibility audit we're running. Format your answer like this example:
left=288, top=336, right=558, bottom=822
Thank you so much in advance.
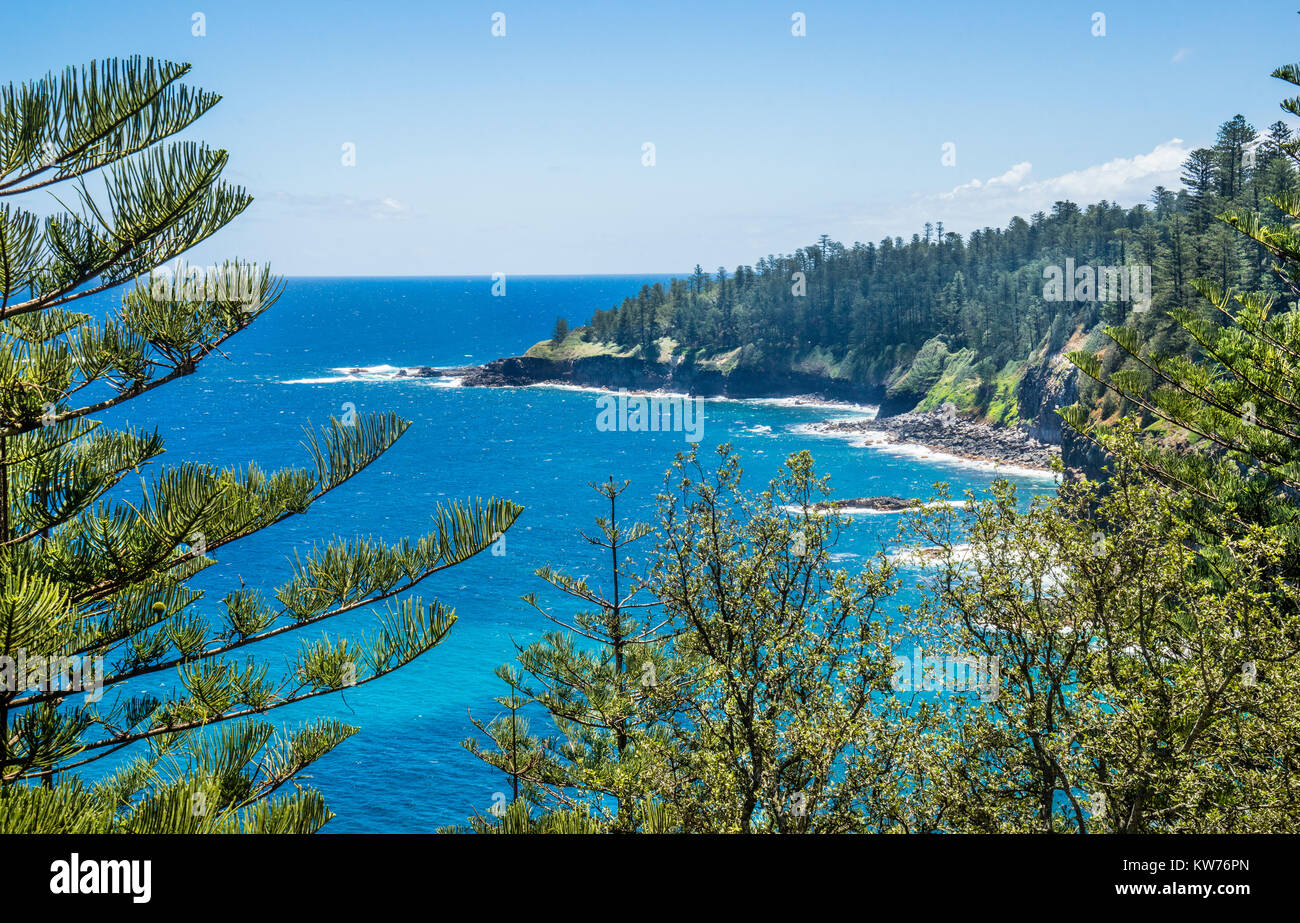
left=875, top=392, right=920, bottom=418
left=814, top=496, right=919, bottom=511
left=1016, top=354, right=1109, bottom=480
left=1016, top=355, right=1075, bottom=445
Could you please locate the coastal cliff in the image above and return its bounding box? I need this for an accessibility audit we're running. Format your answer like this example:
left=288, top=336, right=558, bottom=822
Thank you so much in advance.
left=419, top=344, right=1110, bottom=478
left=1014, top=353, right=1109, bottom=480
left=457, top=354, right=889, bottom=403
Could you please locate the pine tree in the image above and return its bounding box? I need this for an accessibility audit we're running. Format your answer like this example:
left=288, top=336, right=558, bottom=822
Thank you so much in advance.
left=1065, top=53, right=1300, bottom=584
left=0, top=58, right=521, bottom=832
left=1212, top=114, right=1257, bottom=200
left=463, top=478, right=682, bottom=832
left=462, top=665, right=546, bottom=820
left=1180, top=148, right=1218, bottom=231
left=550, top=316, right=569, bottom=345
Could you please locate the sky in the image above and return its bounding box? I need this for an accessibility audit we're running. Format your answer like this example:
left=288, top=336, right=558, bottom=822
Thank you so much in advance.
left=6, top=0, right=1300, bottom=275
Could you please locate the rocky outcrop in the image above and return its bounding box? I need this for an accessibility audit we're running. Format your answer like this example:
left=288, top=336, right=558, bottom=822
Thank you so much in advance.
left=1015, top=354, right=1109, bottom=480
left=813, top=496, right=919, bottom=511
left=451, top=355, right=888, bottom=403
left=875, top=391, right=922, bottom=418
left=1061, top=428, right=1111, bottom=482
left=1016, top=354, right=1075, bottom=445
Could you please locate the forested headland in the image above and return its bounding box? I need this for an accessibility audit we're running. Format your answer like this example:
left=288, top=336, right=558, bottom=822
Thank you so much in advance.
left=529, top=112, right=1294, bottom=449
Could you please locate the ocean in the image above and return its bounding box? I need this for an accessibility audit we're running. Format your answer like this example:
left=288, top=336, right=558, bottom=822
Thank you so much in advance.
left=87, top=276, right=1057, bottom=832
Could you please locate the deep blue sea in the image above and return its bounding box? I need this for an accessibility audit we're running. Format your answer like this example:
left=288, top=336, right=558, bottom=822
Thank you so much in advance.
left=85, top=276, right=1057, bottom=832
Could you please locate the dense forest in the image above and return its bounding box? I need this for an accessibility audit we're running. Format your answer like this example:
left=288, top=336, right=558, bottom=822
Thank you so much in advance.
left=560, top=114, right=1299, bottom=423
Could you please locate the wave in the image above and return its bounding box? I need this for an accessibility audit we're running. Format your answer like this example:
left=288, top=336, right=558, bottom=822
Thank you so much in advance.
left=746, top=396, right=878, bottom=416
left=518, top=381, right=876, bottom=416
left=886, top=546, right=1071, bottom=596
left=523, top=382, right=636, bottom=396
left=887, top=543, right=974, bottom=566
left=335, top=363, right=404, bottom=376
left=292, top=369, right=875, bottom=422
left=281, top=365, right=464, bottom=387
left=781, top=498, right=971, bottom=517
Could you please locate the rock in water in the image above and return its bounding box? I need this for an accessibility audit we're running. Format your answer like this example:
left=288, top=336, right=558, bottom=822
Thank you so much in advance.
left=813, top=496, right=918, bottom=511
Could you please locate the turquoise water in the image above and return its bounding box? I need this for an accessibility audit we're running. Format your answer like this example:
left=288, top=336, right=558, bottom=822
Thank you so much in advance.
left=85, top=277, right=1056, bottom=831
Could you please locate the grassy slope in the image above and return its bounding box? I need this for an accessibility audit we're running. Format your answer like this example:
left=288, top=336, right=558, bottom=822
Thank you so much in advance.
left=524, top=334, right=745, bottom=371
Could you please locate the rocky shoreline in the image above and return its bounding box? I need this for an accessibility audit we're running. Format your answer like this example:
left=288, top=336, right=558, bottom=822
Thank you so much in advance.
left=810, top=411, right=1061, bottom=472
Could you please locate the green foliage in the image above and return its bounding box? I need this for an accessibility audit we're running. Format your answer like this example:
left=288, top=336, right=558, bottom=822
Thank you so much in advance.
left=0, top=58, right=522, bottom=831
left=468, top=451, right=945, bottom=833
left=905, top=444, right=1300, bottom=831
left=913, top=346, right=983, bottom=416
left=643, top=447, right=915, bottom=832
left=890, top=335, right=952, bottom=399
left=462, top=478, right=680, bottom=832
left=1067, top=55, right=1300, bottom=578
left=465, top=435, right=1300, bottom=833
left=985, top=360, right=1026, bottom=426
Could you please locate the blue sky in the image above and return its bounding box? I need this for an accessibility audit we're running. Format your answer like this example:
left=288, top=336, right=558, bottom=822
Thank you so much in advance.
left=6, top=0, right=1300, bottom=274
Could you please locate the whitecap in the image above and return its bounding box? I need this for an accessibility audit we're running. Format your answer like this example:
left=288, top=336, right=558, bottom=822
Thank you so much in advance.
left=745, top=396, right=879, bottom=417
left=887, top=543, right=974, bottom=566
left=283, top=365, right=464, bottom=386
left=780, top=498, right=971, bottom=517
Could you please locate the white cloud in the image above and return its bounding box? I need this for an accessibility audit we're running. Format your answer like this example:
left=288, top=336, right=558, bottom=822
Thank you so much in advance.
left=1172, top=48, right=1190, bottom=64
left=923, top=139, right=1190, bottom=226
left=839, top=139, right=1192, bottom=246
left=1020, top=139, right=1188, bottom=201
left=941, top=162, right=1032, bottom=199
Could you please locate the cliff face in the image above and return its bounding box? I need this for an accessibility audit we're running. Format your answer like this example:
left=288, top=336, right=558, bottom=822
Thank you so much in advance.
left=460, top=355, right=889, bottom=404
left=1016, top=353, right=1109, bottom=480
left=1017, top=354, right=1074, bottom=444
